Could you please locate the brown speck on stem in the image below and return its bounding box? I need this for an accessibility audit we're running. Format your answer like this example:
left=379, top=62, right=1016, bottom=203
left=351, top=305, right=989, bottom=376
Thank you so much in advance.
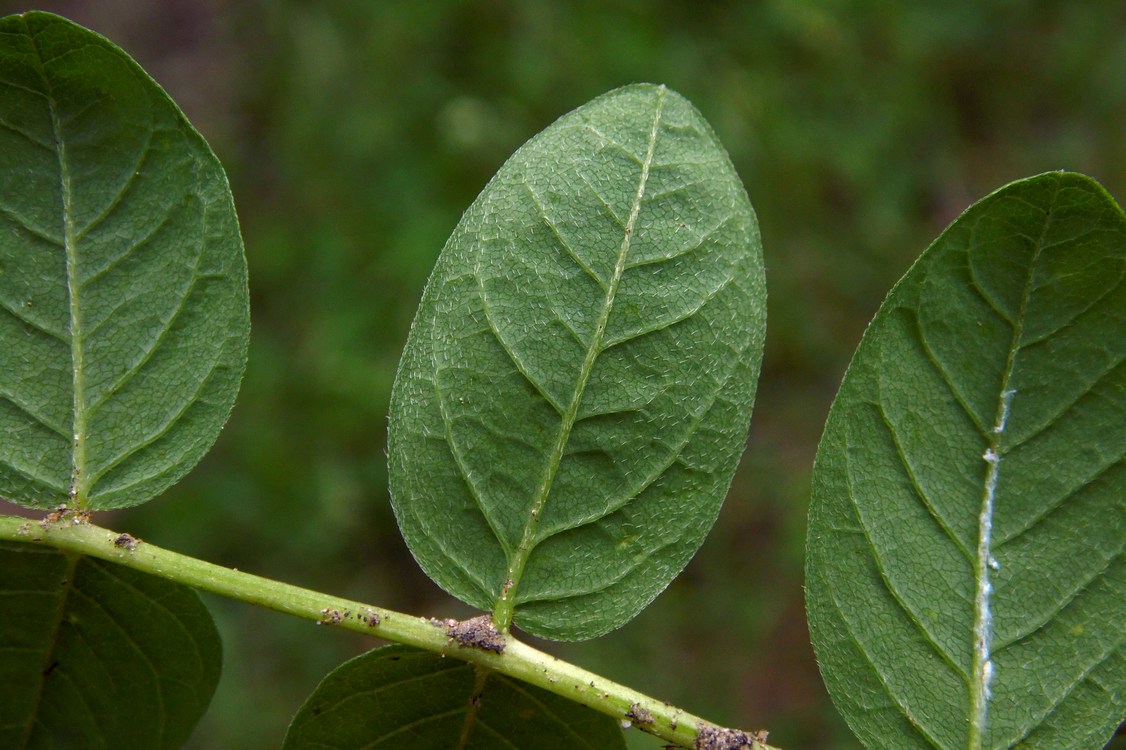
left=360, top=608, right=381, bottom=627
left=42, top=506, right=67, bottom=527
left=625, top=703, right=655, bottom=729
left=112, top=533, right=139, bottom=551
left=694, top=725, right=769, bottom=750
left=40, top=506, right=90, bottom=529
left=318, top=608, right=344, bottom=625
left=445, top=614, right=506, bottom=654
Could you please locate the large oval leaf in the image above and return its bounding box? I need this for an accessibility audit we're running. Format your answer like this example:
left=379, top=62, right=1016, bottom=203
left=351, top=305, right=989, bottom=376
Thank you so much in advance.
left=388, top=83, right=765, bottom=640
left=283, top=644, right=625, bottom=749
left=0, top=541, right=222, bottom=748
left=0, top=12, right=249, bottom=510
left=806, top=172, right=1126, bottom=749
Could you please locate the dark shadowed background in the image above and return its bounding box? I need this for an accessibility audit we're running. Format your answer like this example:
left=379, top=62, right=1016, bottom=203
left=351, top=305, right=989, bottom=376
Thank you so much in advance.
left=11, top=2, right=1126, bottom=748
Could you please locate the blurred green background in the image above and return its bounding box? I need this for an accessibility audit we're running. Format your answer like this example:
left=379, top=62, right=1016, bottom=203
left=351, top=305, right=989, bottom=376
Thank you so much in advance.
left=14, top=1, right=1126, bottom=748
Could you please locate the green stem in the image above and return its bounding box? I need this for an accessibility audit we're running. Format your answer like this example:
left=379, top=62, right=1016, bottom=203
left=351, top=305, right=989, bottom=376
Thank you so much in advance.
left=0, top=514, right=775, bottom=750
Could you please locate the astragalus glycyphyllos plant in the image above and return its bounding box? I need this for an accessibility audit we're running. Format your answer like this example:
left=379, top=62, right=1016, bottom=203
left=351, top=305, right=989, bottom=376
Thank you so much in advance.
left=0, top=11, right=1122, bottom=750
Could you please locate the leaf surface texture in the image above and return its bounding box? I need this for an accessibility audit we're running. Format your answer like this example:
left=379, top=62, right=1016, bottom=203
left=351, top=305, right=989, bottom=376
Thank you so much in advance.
left=388, top=83, right=765, bottom=639
left=282, top=644, right=625, bottom=749
left=0, top=541, right=221, bottom=749
left=0, top=12, right=249, bottom=509
left=806, top=172, right=1126, bottom=749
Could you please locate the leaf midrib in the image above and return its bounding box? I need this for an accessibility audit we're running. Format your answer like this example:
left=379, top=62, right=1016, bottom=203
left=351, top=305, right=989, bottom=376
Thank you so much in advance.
left=17, top=550, right=80, bottom=749
left=454, top=665, right=491, bottom=750
left=490, top=85, right=667, bottom=632
left=967, top=190, right=1055, bottom=750
left=25, top=16, right=89, bottom=508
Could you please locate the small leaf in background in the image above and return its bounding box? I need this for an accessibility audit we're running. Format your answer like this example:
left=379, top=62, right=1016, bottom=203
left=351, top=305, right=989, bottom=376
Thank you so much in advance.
left=0, top=541, right=222, bottom=748
left=389, top=83, right=765, bottom=640
left=282, top=644, right=625, bottom=749
left=0, top=12, right=249, bottom=510
left=806, top=172, right=1126, bottom=749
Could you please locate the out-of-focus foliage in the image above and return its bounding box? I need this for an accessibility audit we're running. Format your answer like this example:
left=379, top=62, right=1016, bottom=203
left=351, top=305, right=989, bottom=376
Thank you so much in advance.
left=11, top=1, right=1125, bottom=748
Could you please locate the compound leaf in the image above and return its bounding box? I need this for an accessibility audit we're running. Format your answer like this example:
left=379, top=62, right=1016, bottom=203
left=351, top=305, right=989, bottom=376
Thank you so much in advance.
left=807, top=172, right=1126, bottom=749
left=388, top=83, right=765, bottom=640
left=283, top=644, right=625, bottom=750
left=0, top=12, right=249, bottom=510
left=0, top=540, right=222, bottom=748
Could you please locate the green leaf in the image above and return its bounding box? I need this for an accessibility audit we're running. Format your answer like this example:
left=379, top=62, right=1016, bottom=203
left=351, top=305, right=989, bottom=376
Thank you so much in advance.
left=0, top=540, right=222, bottom=748
left=282, top=644, right=626, bottom=750
left=0, top=12, right=249, bottom=510
left=388, top=83, right=765, bottom=640
left=806, top=172, right=1126, bottom=749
